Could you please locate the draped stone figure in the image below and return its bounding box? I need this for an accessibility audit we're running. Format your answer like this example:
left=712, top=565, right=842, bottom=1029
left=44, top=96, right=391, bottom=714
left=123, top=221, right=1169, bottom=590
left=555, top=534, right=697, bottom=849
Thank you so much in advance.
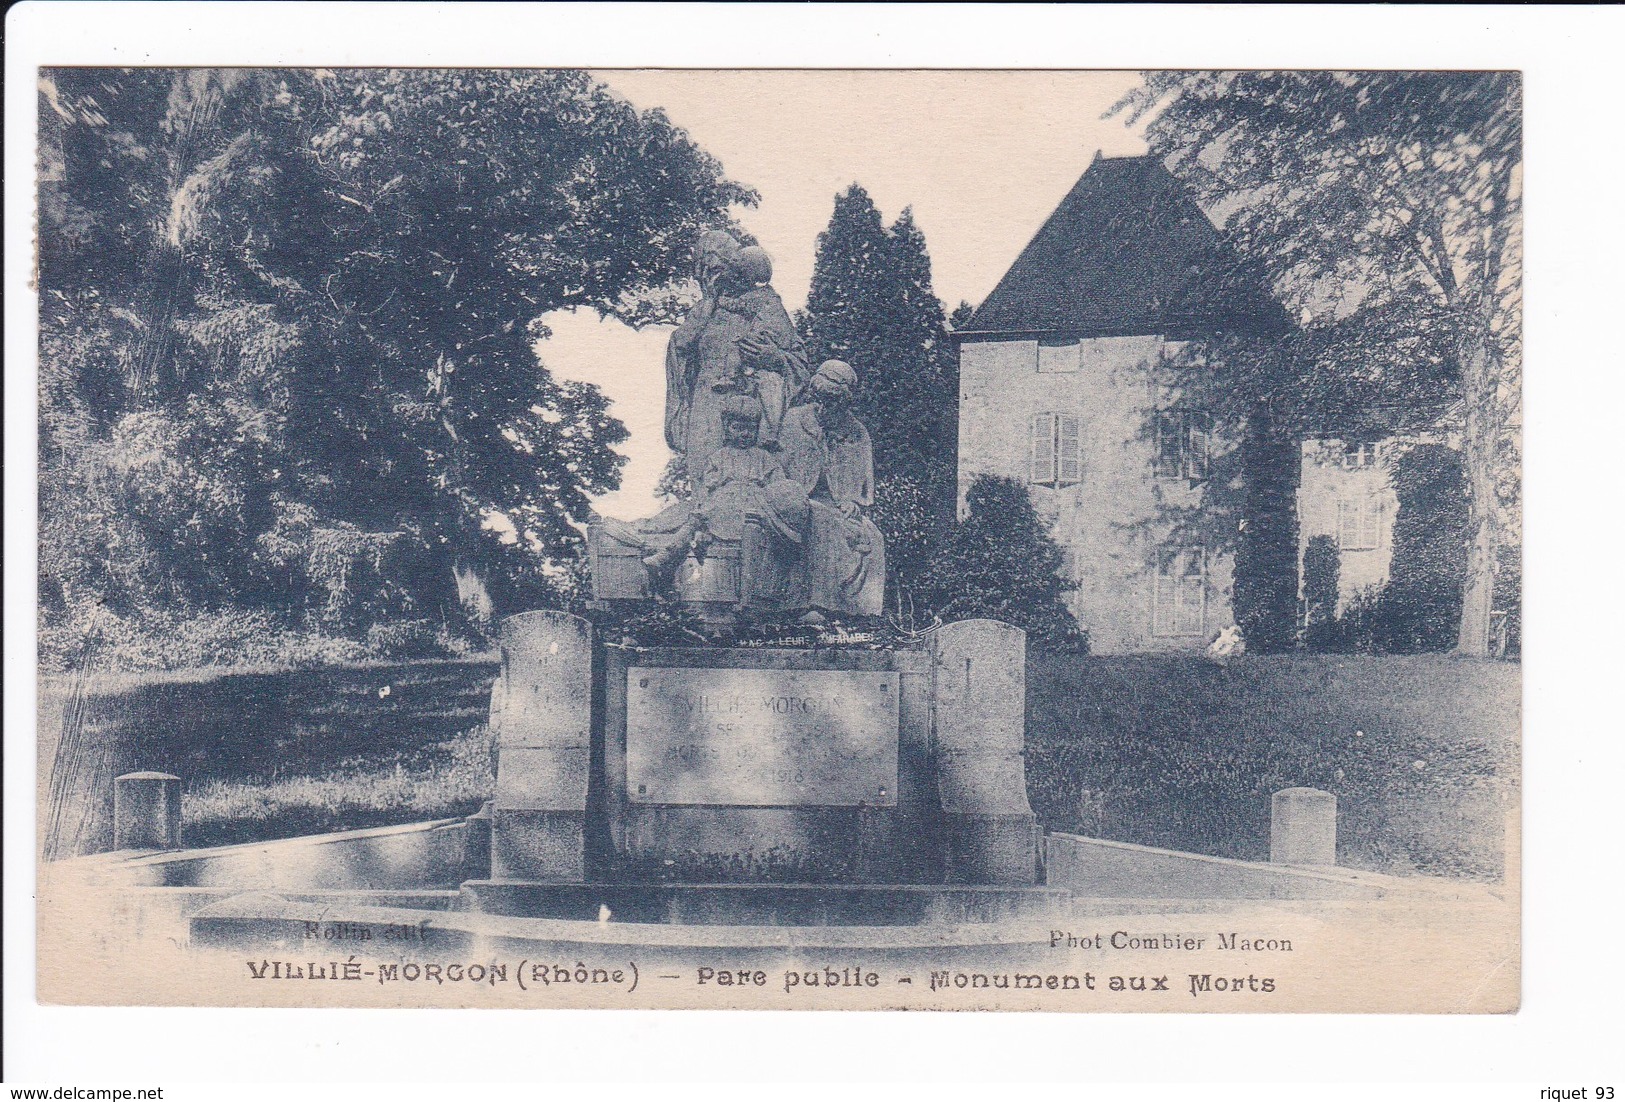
left=639, top=396, right=809, bottom=612
left=778, top=360, right=887, bottom=618
left=589, top=242, right=880, bottom=622
left=663, top=230, right=738, bottom=460
left=665, top=238, right=809, bottom=478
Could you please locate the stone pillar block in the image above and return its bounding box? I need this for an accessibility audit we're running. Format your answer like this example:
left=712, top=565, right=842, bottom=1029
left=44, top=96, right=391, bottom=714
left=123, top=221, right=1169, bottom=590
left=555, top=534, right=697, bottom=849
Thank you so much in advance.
left=932, top=619, right=1037, bottom=884
left=488, top=610, right=595, bottom=881
left=1271, top=787, right=1338, bottom=867
left=492, top=810, right=587, bottom=881
left=113, top=771, right=182, bottom=851
left=462, top=800, right=493, bottom=882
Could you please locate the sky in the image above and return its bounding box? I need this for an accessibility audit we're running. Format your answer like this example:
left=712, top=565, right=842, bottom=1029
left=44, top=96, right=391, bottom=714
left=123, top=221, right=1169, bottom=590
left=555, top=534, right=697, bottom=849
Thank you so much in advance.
left=538, top=70, right=1150, bottom=520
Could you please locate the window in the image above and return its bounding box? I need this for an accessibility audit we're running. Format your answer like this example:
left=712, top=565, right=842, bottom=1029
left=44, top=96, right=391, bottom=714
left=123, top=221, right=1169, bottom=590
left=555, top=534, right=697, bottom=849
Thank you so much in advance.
left=1337, top=496, right=1382, bottom=551
left=1153, top=547, right=1207, bottom=636
left=1155, top=410, right=1212, bottom=481
left=1030, top=411, right=1082, bottom=487
left=1037, top=337, right=1080, bottom=373
left=1342, top=442, right=1379, bottom=470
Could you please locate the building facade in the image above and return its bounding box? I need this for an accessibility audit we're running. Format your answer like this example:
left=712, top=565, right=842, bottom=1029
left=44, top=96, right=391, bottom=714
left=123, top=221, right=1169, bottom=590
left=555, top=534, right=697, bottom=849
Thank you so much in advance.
left=1297, top=438, right=1401, bottom=616
left=955, top=154, right=1283, bottom=654
left=1296, top=432, right=1467, bottom=625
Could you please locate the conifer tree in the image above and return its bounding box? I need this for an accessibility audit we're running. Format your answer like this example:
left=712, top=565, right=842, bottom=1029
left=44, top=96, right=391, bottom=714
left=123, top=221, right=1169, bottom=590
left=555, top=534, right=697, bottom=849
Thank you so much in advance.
left=799, top=186, right=959, bottom=606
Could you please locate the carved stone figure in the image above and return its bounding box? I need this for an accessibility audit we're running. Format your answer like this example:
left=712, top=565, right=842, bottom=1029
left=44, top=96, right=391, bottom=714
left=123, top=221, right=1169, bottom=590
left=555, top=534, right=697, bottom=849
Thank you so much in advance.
left=665, top=238, right=809, bottom=476
left=641, top=396, right=808, bottom=611
left=663, top=230, right=738, bottom=460
left=590, top=245, right=880, bottom=621
left=778, top=360, right=887, bottom=617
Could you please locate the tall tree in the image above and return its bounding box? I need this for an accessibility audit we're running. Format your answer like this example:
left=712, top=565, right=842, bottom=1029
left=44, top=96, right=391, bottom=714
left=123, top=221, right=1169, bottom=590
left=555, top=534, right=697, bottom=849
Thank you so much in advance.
left=799, top=186, right=959, bottom=607
left=1113, top=72, right=1521, bottom=655
left=1376, top=444, right=1469, bottom=653
left=38, top=68, right=755, bottom=662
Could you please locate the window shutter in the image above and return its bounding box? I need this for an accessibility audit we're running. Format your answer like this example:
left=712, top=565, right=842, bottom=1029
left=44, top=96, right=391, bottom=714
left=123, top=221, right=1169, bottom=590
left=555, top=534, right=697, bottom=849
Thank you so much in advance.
left=1058, top=413, right=1082, bottom=485
left=1362, top=499, right=1382, bottom=549
left=1153, top=548, right=1207, bottom=636
left=1030, top=412, right=1056, bottom=485
left=1186, top=413, right=1211, bottom=480
left=1155, top=413, right=1179, bottom=478
left=1337, top=497, right=1379, bottom=550
left=1178, top=568, right=1205, bottom=634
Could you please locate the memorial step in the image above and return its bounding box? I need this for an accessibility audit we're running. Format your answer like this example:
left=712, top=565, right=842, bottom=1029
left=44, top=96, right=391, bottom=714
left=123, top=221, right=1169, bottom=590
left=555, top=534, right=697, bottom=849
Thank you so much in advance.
left=458, top=880, right=1070, bottom=927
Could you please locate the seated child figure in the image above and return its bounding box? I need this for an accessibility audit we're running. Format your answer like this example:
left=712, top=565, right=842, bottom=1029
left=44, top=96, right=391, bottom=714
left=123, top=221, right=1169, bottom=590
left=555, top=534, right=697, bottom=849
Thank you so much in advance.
left=643, top=396, right=806, bottom=592
left=714, top=245, right=808, bottom=451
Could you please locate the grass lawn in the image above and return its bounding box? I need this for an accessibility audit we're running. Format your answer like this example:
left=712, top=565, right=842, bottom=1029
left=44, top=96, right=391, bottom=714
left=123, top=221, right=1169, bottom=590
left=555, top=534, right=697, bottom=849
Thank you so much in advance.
left=180, top=724, right=497, bottom=849
left=1025, top=653, right=1519, bottom=880
left=44, top=652, right=1518, bottom=880
left=39, top=658, right=498, bottom=856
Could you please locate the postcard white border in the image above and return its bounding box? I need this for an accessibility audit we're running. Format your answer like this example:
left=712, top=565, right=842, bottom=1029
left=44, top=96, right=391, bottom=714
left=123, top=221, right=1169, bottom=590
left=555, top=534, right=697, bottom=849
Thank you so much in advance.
left=6, top=0, right=1622, bottom=1089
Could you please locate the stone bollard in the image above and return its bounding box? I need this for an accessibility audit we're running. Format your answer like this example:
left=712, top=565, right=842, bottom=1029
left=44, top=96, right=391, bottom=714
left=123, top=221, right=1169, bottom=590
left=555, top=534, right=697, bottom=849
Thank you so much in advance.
left=1270, top=787, right=1337, bottom=867
left=114, top=771, right=182, bottom=851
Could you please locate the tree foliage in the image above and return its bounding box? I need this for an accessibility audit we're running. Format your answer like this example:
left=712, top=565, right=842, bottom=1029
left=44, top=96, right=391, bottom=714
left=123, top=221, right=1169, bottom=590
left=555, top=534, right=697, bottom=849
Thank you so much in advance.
left=920, top=476, right=1085, bottom=649
left=798, top=186, right=959, bottom=606
left=1113, top=72, right=1521, bottom=654
left=38, top=68, right=755, bottom=668
left=1300, top=534, right=1341, bottom=650
left=1376, top=444, right=1469, bottom=653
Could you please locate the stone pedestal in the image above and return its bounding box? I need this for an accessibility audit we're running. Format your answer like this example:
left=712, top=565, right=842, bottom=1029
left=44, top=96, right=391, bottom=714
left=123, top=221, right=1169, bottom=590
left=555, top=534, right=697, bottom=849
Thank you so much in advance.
left=1270, top=787, right=1338, bottom=867
left=489, top=611, right=595, bottom=881
left=474, top=612, right=1039, bottom=900
left=932, top=620, right=1039, bottom=884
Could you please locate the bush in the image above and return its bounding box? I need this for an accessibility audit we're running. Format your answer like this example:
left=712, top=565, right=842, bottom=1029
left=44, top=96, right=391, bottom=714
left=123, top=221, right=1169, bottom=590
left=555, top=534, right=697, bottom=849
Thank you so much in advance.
left=920, top=474, right=1086, bottom=650
left=1232, top=414, right=1302, bottom=653
left=1300, top=534, right=1341, bottom=649
left=35, top=602, right=471, bottom=673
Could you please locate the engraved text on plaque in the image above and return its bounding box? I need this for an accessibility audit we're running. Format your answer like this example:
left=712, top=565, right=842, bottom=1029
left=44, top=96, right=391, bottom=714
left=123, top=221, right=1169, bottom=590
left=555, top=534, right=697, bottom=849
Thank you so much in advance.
left=626, top=668, right=900, bottom=806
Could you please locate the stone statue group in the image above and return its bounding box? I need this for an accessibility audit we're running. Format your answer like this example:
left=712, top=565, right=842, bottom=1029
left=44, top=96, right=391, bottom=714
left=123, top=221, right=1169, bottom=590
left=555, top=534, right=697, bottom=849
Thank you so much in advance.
left=591, top=231, right=885, bottom=619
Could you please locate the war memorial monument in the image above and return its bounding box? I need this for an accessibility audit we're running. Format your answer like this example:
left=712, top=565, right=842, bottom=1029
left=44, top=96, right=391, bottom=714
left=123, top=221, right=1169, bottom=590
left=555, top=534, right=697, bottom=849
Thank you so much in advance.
left=478, top=231, right=1043, bottom=906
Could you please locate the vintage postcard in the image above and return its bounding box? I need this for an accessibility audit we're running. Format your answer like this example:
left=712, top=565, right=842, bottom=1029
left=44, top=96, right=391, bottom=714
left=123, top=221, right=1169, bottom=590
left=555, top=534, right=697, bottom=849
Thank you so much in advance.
left=30, top=64, right=1520, bottom=1015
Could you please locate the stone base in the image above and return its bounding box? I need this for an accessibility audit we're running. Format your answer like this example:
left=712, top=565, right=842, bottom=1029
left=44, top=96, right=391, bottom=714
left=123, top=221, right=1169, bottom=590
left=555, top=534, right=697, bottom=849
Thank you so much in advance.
left=183, top=891, right=1077, bottom=957
left=486, top=612, right=1038, bottom=893
left=490, top=810, right=586, bottom=881
left=944, top=813, right=1041, bottom=885
left=459, top=880, right=1070, bottom=926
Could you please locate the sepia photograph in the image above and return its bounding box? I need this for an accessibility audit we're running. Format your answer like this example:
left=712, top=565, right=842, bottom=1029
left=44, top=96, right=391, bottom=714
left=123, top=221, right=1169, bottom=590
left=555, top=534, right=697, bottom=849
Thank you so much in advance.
left=8, top=1, right=1619, bottom=1093
left=30, top=61, right=1521, bottom=1013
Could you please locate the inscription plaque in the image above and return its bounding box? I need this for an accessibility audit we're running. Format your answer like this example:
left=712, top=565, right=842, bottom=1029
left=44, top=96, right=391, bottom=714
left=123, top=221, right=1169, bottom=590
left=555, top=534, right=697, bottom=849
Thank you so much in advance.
left=626, top=668, right=899, bottom=806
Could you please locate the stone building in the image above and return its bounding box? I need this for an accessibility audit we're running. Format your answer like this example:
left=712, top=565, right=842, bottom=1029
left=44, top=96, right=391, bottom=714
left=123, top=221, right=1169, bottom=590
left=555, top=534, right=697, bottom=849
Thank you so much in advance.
left=954, top=154, right=1283, bottom=654
left=1297, top=438, right=1402, bottom=616
left=1296, top=431, right=1466, bottom=621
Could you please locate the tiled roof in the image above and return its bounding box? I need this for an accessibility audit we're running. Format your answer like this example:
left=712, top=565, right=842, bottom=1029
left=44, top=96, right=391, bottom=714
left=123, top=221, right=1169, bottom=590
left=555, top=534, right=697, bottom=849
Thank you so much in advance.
left=958, top=154, right=1284, bottom=337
